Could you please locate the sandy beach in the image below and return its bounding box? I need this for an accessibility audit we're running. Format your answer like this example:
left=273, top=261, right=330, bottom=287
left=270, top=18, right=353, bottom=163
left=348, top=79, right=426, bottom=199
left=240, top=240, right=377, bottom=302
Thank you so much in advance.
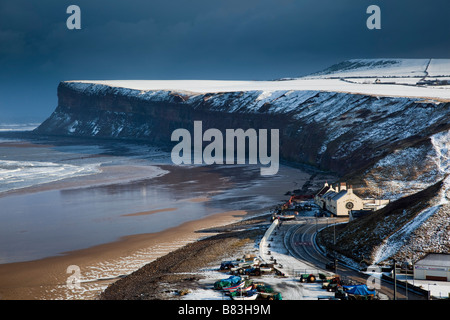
left=0, top=206, right=247, bottom=300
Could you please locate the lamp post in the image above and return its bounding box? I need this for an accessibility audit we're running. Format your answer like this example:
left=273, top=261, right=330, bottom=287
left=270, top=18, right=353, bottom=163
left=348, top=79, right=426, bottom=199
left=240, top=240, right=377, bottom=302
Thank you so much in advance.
left=393, top=259, right=397, bottom=300
left=403, top=261, right=410, bottom=300
left=333, top=218, right=337, bottom=276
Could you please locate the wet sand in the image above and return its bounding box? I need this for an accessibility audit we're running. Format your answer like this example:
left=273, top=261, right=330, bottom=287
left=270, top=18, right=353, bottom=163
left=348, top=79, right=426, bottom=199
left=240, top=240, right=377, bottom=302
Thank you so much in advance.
left=0, top=208, right=246, bottom=300
left=121, top=208, right=178, bottom=217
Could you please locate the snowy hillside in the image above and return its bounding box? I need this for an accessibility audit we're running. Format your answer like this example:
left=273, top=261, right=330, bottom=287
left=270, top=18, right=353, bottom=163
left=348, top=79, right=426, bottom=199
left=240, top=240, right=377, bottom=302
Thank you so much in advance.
left=359, top=128, right=450, bottom=264
left=317, top=180, right=449, bottom=266
left=306, top=59, right=431, bottom=78
left=305, top=58, right=450, bottom=89
left=364, top=129, right=450, bottom=200
left=305, top=58, right=450, bottom=78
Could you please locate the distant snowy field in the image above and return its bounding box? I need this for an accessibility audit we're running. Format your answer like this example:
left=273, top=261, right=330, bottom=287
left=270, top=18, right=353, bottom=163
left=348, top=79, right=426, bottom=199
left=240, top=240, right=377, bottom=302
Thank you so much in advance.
left=67, top=59, right=450, bottom=101
left=427, top=59, right=450, bottom=77
left=307, top=59, right=432, bottom=78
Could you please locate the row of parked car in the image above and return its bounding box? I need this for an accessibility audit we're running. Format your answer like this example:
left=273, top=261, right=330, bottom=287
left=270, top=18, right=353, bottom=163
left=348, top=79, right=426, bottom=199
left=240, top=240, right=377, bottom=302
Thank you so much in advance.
left=220, top=254, right=280, bottom=277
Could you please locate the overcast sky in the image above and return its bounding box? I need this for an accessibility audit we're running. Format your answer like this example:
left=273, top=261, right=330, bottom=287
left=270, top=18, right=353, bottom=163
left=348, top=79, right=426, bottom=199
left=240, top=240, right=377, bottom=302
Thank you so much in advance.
left=0, top=0, right=449, bottom=123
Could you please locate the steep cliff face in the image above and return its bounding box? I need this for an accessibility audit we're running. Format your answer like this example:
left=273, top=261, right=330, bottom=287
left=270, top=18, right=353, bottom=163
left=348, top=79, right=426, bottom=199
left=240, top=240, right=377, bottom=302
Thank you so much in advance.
left=35, top=81, right=450, bottom=178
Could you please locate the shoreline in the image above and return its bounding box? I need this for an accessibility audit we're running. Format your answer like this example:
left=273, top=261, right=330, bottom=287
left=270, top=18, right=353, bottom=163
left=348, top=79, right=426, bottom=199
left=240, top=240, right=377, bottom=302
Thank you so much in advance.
left=0, top=207, right=250, bottom=300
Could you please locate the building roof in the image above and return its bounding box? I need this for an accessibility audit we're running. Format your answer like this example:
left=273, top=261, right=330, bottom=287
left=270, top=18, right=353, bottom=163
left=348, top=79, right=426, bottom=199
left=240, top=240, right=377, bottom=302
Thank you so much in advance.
left=323, top=191, right=337, bottom=200
left=316, top=185, right=330, bottom=197
left=331, top=190, right=347, bottom=201
left=415, top=253, right=450, bottom=267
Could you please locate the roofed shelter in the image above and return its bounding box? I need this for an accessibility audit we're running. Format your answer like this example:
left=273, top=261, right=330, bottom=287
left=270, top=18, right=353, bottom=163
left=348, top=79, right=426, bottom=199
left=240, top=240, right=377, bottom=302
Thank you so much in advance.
left=414, top=253, right=450, bottom=282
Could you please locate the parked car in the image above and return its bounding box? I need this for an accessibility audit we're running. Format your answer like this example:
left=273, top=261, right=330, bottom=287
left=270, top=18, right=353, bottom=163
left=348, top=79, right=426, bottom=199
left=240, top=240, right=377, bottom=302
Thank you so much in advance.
left=325, top=261, right=336, bottom=271
left=220, top=261, right=236, bottom=270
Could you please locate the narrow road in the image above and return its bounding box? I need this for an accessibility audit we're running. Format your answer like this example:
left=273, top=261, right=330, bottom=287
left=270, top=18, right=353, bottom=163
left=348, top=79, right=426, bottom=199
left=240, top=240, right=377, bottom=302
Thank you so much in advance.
left=286, top=217, right=427, bottom=300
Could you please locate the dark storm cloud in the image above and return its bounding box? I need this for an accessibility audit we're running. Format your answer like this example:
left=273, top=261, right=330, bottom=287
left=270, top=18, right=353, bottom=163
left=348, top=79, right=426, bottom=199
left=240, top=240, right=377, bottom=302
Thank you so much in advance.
left=0, top=0, right=449, bottom=121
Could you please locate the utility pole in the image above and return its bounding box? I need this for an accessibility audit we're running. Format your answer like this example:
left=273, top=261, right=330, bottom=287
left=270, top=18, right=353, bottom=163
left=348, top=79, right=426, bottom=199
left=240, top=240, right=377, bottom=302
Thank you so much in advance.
left=393, top=259, right=397, bottom=300
left=404, top=261, right=409, bottom=300
left=335, top=258, right=338, bottom=275
left=405, top=268, right=408, bottom=300
left=333, top=218, right=336, bottom=245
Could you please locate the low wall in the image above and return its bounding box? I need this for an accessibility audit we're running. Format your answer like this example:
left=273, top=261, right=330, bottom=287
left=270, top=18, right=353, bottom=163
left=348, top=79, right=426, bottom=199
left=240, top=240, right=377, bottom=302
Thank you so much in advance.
left=381, top=274, right=429, bottom=298
left=259, top=219, right=279, bottom=262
